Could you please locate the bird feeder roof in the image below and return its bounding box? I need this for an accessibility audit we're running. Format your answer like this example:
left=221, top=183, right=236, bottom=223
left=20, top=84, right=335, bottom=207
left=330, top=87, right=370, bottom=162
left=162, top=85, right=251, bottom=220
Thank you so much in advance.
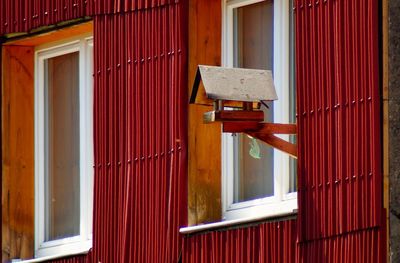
left=190, top=65, right=278, bottom=103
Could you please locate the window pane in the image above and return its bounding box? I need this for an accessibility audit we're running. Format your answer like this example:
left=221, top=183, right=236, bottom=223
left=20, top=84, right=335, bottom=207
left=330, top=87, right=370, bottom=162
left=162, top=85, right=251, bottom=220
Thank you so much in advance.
left=233, top=1, right=275, bottom=202
left=289, top=0, right=297, bottom=193
left=44, top=52, right=80, bottom=241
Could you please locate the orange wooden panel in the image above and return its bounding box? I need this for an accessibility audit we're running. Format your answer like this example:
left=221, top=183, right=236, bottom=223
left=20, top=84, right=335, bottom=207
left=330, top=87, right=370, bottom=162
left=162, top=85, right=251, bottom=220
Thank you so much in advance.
left=2, top=46, right=35, bottom=261
left=4, top=22, right=93, bottom=47
left=188, top=0, right=222, bottom=225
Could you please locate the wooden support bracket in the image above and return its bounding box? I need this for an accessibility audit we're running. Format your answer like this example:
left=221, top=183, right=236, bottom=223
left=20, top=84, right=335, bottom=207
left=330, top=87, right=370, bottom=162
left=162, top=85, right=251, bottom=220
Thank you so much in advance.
left=203, top=110, right=298, bottom=158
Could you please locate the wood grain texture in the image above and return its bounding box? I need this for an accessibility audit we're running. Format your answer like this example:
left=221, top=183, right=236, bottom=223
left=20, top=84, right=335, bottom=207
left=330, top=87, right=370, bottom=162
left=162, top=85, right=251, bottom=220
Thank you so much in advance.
left=2, top=46, right=35, bottom=261
left=4, top=22, right=93, bottom=47
left=188, top=0, right=222, bottom=225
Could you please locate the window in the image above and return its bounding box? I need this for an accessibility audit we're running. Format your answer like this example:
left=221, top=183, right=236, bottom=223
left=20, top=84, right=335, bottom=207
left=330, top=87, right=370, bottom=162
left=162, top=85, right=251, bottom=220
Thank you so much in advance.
left=222, top=0, right=297, bottom=220
left=34, top=35, right=93, bottom=257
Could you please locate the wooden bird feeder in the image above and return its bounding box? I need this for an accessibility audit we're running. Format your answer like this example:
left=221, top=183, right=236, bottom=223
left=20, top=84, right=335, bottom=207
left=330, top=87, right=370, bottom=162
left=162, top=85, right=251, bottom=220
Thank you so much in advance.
left=190, top=65, right=297, bottom=158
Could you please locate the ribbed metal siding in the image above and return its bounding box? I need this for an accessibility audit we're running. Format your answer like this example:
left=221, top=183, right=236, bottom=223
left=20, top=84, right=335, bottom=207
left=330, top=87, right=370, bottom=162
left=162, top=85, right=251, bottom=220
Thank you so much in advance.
left=298, top=225, right=386, bottom=263
left=0, top=0, right=92, bottom=35
left=182, top=221, right=386, bottom=263
left=0, top=0, right=177, bottom=35
left=183, top=220, right=298, bottom=263
left=92, top=2, right=187, bottom=262
left=42, top=254, right=90, bottom=263
left=295, top=0, right=382, bottom=241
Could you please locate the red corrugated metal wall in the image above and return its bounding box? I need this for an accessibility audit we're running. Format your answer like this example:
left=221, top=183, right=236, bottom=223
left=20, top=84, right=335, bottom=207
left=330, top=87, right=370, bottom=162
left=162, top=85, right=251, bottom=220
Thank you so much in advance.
left=92, top=2, right=187, bottom=262
left=183, top=220, right=298, bottom=263
left=295, top=0, right=382, bottom=240
left=42, top=255, right=89, bottom=263
left=0, top=0, right=92, bottom=34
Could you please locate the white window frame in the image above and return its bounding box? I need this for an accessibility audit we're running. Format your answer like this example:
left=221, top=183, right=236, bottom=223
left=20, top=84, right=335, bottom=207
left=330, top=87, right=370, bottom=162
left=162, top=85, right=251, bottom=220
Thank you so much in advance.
left=222, top=0, right=297, bottom=221
left=34, top=35, right=93, bottom=258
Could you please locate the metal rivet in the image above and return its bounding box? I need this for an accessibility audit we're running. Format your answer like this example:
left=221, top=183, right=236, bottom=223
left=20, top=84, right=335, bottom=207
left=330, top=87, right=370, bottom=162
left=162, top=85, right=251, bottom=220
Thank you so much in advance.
left=45, top=11, right=48, bottom=15
left=141, top=157, right=144, bottom=160
left=368, top=97, right=372, bottom=101
left=54, top=9, right=58, bottom=12
left=117, top=63, right=121, bottom=68
left=128, top=59, right=131, bottom=64
left=135, top=158, right=138, bottom=161
left=127, top=159, right=131, bottom=163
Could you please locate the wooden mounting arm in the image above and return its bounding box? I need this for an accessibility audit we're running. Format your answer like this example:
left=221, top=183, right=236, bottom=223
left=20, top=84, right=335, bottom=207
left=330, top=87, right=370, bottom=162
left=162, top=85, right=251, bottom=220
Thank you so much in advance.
left=202, top=110, right=298, bottom=158
left=222, top=121, right=298, bottom=159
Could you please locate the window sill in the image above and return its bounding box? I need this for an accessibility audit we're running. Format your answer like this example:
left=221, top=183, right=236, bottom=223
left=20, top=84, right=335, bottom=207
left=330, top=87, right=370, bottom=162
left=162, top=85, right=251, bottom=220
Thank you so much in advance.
left=16, top=247, right=90, bottom=263
left=180, top=209, right=297, bottom=235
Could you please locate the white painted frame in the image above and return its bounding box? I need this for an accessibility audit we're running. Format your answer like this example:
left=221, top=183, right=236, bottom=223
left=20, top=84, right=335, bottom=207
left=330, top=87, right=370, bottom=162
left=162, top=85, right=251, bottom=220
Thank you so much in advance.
left=34, top=35, right=93, bottom=258
left=222, top=0, right=297, bottom=220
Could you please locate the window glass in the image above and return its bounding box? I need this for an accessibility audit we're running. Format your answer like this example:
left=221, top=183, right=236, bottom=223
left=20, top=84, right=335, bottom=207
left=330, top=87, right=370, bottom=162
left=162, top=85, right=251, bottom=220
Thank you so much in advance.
left=288, top=0, right=297, bottom=193
left=232, top=1, right=275, bottom=202
left=44, top=52, right=80, bottom=241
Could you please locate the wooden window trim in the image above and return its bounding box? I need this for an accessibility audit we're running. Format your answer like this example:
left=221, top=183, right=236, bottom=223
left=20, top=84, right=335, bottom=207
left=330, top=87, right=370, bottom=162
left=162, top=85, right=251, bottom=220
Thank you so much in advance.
left=2, top=21, right=93, bottom=262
